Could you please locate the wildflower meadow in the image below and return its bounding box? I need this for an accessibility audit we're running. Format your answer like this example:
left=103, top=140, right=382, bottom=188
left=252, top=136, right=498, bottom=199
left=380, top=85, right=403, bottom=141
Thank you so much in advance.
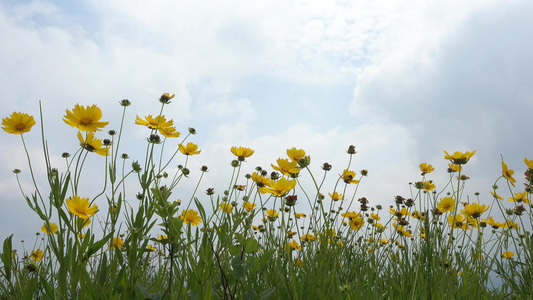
left=1, top=94, right=532, bottom=299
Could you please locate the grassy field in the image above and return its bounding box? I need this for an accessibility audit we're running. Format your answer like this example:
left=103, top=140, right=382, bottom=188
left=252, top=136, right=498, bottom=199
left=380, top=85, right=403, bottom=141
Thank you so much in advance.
left=1, top=95, right=532, bottom=299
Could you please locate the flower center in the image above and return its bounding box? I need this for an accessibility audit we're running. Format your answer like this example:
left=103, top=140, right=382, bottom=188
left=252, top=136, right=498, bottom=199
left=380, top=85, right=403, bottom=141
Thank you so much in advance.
left=15, top=123, right=26, bottom=130
left=79, top=117, right=92, bottom=126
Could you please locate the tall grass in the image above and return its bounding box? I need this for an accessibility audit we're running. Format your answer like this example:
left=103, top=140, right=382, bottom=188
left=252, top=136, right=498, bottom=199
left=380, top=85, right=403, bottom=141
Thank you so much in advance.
left=1, top=95, right=532, bottom=299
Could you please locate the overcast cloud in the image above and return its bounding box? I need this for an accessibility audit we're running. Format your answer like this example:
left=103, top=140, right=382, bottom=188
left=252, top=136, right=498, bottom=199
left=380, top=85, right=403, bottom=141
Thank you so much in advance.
left=1, top=0, right=532, bottom=241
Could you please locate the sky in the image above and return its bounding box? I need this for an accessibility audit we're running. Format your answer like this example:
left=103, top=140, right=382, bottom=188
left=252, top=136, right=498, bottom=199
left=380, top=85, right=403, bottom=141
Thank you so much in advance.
left=1, top=0, right=532, bottom=242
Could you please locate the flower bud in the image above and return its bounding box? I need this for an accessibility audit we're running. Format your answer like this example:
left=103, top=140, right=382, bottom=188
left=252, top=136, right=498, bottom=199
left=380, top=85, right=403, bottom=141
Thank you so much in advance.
left=108, top=130, right=116, bottom=136
left=188, top=127, right=196, bottom=135
left=182, top=168, right=190, bottom=176
left=322, top=162, right=332, bottom=171
left=347, top=145, right=357, bottom=154
left=148, top=134, right=161, bottom=143
left=285, top=195, right=298, bottom=206
left=26, top=261, right=38, bottom=272
left=119, top=99, right=131, bottom=106
left=121, top=153, right=129, bottom=159
left=297, top=156, right=311, bottom=168
left=61, top=152, right=70, bottom=158
left=132, top=161, right=142, bottom=172
left=159, top=93, right=175, bottom=104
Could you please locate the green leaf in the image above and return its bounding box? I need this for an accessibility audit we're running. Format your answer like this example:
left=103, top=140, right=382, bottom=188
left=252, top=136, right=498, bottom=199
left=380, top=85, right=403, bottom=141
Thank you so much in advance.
left=22, top=276, right=38, bottom=300
left=98, top=253, right=108, bottom=286
left=259, top=287, right=276, bottom=299
left=229, top=245, right=242, bottom=256
left=39, top=273, right=54, bottom=298
left=244, top=237, right=259, bottom=254
left=136, top=282, right=150, bottom=297
left=85, top=232, right=113, bottom=260
left=1, top=234, right=13, bottom=282
left=243, top=290, right=257, bottom=300
left=248, top=257, right=260, bottom=274
left=258, top=249, right=275, bottom=269
left=232, top=263, right=245, bottom=280
left=194, top=198, right=207, bottom=224
left=234, top=232, right=244, bottom=243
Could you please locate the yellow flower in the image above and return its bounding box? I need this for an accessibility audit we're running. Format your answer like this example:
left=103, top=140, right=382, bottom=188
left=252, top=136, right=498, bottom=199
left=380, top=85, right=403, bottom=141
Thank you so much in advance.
left=265, top=209, right=279, bottom=220
left=411, top=210, right=426, bottom=222
left=242, top=201, right=257, bottom=212
left=66, top=195, right=98, bottom=219
left=482, top=216, right=505, bottom=229
left=419, top=163, right=435, bottom=174
left=374, top=223, right=387, bottom=229
left=30, top=249, right=44, bottom=262
left=109, top=237, right=124, bottom=249
left=41, top=223, right=58, bottom=234
left=447, top=214, right=468, bottom=229
left=490, top=191, right=504, bottom=200
left=158, top=126, right=180, bottom=138
left=437, top=197, right=455, bottom=213
left=389, top=207, right=410, bottom=218
left=394, top=223, right=413, bottom=237
left=2, top=112, right=36, bottom=134
left=502, top=251, right=515, bottom=259
left=329, top=192, right=344, bottom=201
left=77, top=218, right=91, bottom=229
left=370, top=213, right=380, bottom=221
left=179, top=142, right=201, bottom=156
left=295, top=258, right=303, bottom=268
left=294, top=212, right=307, bottom=219
left=231, top=146, right=255, bottom=160
left=135, top=115, right=174, bottom=130
left=508, top=191, right=530, bottom=204
left=501, top=160, right=516, bottom=187
left=340, top=169, right=359, bottom=184
left=286, top=147, right=306, bottom=162
left=379, top=238, right=390, bottom=244
left=443, top=150, right=476, bottom=165
left=349, top=216, right=365, bottom=231
left=158, top=235, right=168, bottom=241
left=251, top=172, right=270, bottom=188
left=504, top=220, right=519, bottom=230
left=423, top=181, right=436, bottom=192
left=147, top=245, right=156, bottom=252
left=525, top=157, right=533, bottom=170
left=447, top=163, right=462, bottom=172
left=219, top=202, right=233, bottom=213
left=286, top=240, right=301, bottom=251
left=300, top=234, right=316, bottom=241
left=180, top=209, right=202, bottom=226
left=271, top=158, right=300, bottom=176
left=462, top=203, right=489, bottom=218
left=342, top=211, right=360, bottom=220
left=261, top=177, right=296, bottom=197
left=63, top=104, right=109, bottom=132
left=77, top=131, right=109, bottom=156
